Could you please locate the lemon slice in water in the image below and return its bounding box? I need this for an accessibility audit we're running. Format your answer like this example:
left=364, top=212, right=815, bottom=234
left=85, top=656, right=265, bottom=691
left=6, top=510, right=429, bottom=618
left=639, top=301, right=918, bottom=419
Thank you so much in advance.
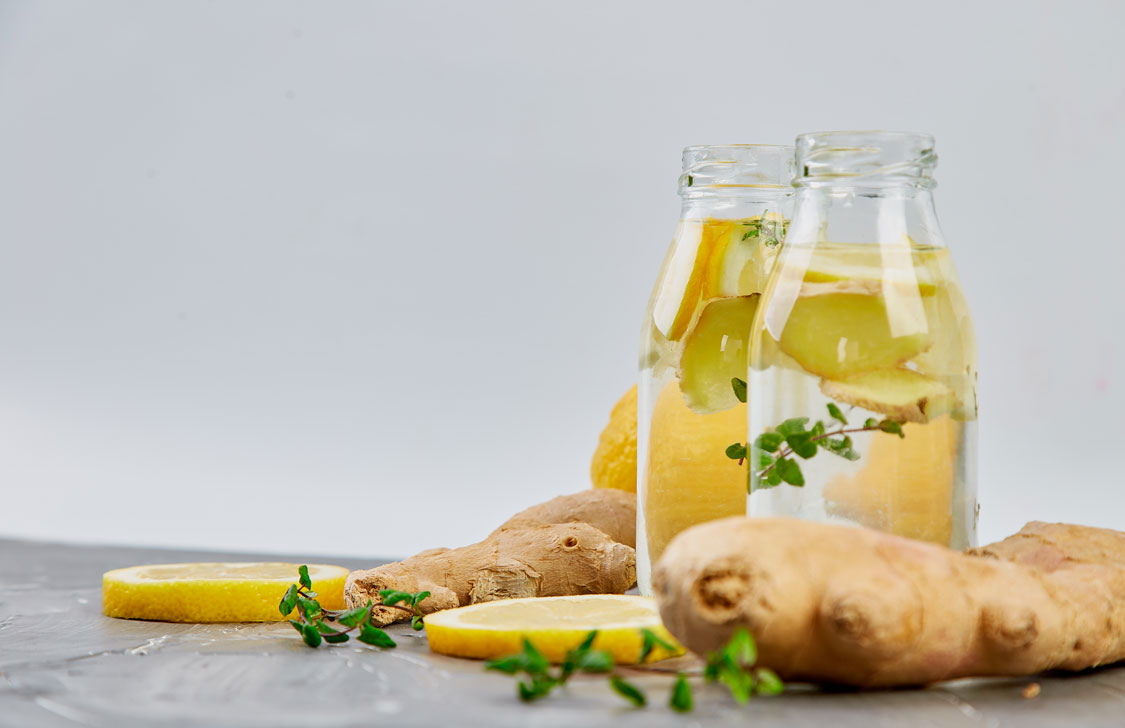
left=102, top=562, right=348, bottom=623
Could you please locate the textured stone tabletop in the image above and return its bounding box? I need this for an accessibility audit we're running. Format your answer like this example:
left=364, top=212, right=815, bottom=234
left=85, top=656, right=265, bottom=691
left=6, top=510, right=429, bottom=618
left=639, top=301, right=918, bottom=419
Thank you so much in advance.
left=2, top=537, right=1124, bottom=727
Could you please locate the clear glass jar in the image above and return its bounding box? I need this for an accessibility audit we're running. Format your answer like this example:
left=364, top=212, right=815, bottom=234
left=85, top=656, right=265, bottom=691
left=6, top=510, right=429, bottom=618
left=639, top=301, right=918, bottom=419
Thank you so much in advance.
left=747, top=131, right=978, bottom=548
left=637, top=145, right=794, bottom=594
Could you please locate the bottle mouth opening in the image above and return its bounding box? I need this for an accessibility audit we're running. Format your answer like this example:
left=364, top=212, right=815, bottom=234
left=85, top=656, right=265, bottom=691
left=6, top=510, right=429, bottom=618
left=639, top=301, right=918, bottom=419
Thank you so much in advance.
left=679, top=144, right=795, bottom=194
left=794, top=131, right=937, bottom=188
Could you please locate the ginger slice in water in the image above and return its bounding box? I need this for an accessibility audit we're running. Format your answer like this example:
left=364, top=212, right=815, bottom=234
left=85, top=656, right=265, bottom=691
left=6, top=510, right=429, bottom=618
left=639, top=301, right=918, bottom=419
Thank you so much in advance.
left=677, top=295, right=760, bottom=413
left=820, top=368, right=954, bottom=424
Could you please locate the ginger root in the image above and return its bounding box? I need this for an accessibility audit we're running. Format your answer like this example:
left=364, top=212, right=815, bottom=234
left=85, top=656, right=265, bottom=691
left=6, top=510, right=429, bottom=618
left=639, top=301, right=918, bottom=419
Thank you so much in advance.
left=346, top=489, right=637, bottom=625
left=653, top=517, right=1125, bottom=687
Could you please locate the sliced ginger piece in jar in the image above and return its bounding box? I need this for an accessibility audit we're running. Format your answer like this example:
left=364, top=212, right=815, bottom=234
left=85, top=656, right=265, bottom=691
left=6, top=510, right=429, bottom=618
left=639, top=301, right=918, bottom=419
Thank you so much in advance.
left=777, top=283, right=934, bottom=379
left=820, top=368, right=955, bottom=424
left=702, top=215, right=783, bottom=298
left=823, top=416, right=956, bottom=545
left=677, top=295, right=760, bottom=414
left=645, top=382, right=747, bottom=566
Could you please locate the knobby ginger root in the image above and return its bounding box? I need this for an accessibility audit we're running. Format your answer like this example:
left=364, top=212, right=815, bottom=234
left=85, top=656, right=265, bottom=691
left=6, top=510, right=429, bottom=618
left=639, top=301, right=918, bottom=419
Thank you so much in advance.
left=346, top=489, right=637, bottom=625
left=653, top=517, right=1125, bottom=687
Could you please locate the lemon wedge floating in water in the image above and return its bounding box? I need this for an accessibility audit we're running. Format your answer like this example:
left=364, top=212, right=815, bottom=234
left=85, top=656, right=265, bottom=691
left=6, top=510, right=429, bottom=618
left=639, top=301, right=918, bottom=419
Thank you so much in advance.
left=102, top=562, right=348, bottom=622
left=424, top=595, right=683, bottom=663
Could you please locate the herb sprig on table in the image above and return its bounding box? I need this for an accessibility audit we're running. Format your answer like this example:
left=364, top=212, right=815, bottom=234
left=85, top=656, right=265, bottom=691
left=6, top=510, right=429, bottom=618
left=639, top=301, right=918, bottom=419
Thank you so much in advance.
left=725, top=378, right=905, bottom=492
left=279, top=565, right=430, bottom=648
left=486, top=627, right=781, bottom=712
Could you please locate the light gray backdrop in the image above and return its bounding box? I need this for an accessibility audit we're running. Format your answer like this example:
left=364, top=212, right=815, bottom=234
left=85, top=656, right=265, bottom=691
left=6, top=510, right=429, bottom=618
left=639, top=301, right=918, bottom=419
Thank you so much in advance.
left=1, top=1, right=1122, bottom=558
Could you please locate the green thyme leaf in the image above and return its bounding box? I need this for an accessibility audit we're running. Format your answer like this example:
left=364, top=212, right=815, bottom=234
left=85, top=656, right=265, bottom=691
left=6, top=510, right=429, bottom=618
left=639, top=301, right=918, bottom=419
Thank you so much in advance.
left=378, top=589, right=412, bottom=607
left=776, top=417, right=809, bottom=436
left=785, top=432, right=817, bottom=459
left=298, top=565, right=312, bottom=591
left=300, top=622, right=322, bottom=648
left=670, top=673, right=693, bottom=712
left=775, top=458, right=805, bottom=486
left=609, top=675, right=646, bottom=707
left=724, top=627, right=758, bottom=666
left=754, top=432, right=785, bottom=452
left=288, top=619, right=304, bottom=634
left=411, top=615, right=424, bottom=631
left=731, top=377, right=748, bottom=403
left=577, top=630, right=598, bottom=652
left=337, top=603, right=371, bottom=628
left=719, top=665, right=754, bottom=704
left=297, top=597, right=321, bottom=617
left=864, top=417, right=879, bottom=428
left=518, top=675, right=556, bottom=702
left=725, top=442, right=747, bottom=460
left=357, top=623, right=397, bottom=648
left=323, top=632, right=350, bottom=644
left=484, top=655, right=525, bottom=675
left=754, top=449, right=774, bottom=470
left=411, top=590, right=431, bottom=607
left=755, top=667, right=784, bottom=695
left=640, top=628, right=677, bottom=662
left=879, top=420, right=905, bottom=438
left=520, top=639, right=549, bottom=675
left=279, top=584, right=299, bottom=616
left=764, top=468, right=783, bottom=487
left=827, top=402, right=847, bottom=425
left=576, top=650, right=613, bottom=673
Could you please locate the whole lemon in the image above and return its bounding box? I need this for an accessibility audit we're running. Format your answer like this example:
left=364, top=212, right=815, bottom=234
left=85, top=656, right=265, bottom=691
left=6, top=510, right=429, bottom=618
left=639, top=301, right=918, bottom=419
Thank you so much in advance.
left=590, top=385, right=638, bottom=492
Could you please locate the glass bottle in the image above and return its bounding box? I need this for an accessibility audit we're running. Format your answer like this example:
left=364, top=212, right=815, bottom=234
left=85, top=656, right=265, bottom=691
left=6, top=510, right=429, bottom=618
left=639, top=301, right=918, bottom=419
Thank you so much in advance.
left=747, top=131, right=978, bottom=548
left=638, top=144, right=794, bottom=594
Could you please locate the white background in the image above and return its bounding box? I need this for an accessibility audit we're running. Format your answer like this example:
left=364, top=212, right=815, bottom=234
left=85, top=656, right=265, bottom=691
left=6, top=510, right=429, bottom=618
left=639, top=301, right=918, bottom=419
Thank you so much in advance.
left=1, top=1, right=1122, bottom=559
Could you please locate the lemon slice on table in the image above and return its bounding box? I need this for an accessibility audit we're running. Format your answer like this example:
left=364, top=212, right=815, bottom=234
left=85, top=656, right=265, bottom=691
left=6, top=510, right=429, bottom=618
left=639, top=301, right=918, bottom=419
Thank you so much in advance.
left=424, top=595, right=683, bottom=663
left=102, top=562, right=348, bottom=623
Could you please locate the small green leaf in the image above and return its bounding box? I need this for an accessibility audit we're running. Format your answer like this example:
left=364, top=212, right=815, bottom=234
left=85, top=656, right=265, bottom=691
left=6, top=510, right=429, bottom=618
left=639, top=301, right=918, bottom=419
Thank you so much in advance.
left=764, top=468, right=783, bottom=487
left=314, top=619, right=340, bottom=635
left=279, top=584, right=299, bottom=616
left=324, top=632, right=350, bottom=644
left=731, top=377, right=748, bottom=403
left=864, top=417, right=879, bottom=429
left=785, top=433, right=817, bottom=459
left=809, top=420, right=826, bottom=438
left=298, top=565, right=312, bottom=591
left=827, top=402, right=847, bottom=425
left=484, top=655, right=524, bottom=675
left=358, top=623, right=397, bottom=648
left=609, top=675, right=646, bottom=707
left=754, top=432, right=785, bottom=453
left=725, top=442, right=747, bottom=460
left=755, top=667, right=784, bottom=695
left=520, top=639, right=549, bottom=675
left=288, top=619, right=304, bottom=634
left=297, top=597, right=321, bottom=617
left=879, top=420, right=905, bottom=438
left=776, top=417, right=809, bottom=436
left=411, top=590, right=431, bottom=607
left=639, top=628, right=676, bottom=662
left=300, top=623, right=322, bottom=648
left=719, top=664, right=755, bottom=704
left=576, top=650, right=613, bottom=673
left=753, top=449, right=774, bottom=470
left=337, top=602, right=371, bottom=628
left=775, top=457, right=805, bottom=486
left=378, top=589, right=412, bottom=607
left=411, top=616, right=424, bottom=631
left=518, top=676, right=556, bottom=702
left=577, top=630, right=599, bottom=652
left=724, top=627, right=758, bottom=666
left=670, top=673, right=693, bottom=712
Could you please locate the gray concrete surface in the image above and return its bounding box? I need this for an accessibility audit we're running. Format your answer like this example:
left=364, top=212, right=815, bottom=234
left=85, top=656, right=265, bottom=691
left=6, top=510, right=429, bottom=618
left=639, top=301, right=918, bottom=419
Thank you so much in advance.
left=2, top=537, right=1123, bottom=727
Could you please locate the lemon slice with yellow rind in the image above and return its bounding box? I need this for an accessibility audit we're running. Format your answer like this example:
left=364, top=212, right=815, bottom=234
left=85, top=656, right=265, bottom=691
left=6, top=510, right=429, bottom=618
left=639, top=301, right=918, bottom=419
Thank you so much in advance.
left=102, top=562, right=348, bottom=623
left=424, top=595, right=683, bottom=663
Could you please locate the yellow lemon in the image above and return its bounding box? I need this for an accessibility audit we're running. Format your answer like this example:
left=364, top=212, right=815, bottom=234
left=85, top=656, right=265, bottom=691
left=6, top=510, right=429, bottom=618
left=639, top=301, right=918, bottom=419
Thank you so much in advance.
left=102, top=562, right=348, bottom=623
left=590, top=385, right=638, bottom=492
left=424, top=595, right=683, bottom=663
left=644, top=382, right=747, bottom=565
left=824, top=415, right=957, bottom=545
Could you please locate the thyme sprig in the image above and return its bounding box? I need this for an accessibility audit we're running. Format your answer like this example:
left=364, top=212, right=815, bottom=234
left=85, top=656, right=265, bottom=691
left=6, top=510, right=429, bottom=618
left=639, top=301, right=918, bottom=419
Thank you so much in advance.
left=486, top=626, right=781, bottom=712
left=741, top=215, right=786, bottom=247
left=725, top=378, right=905, bottom=492
left=279, top=565, right=430, bottom=648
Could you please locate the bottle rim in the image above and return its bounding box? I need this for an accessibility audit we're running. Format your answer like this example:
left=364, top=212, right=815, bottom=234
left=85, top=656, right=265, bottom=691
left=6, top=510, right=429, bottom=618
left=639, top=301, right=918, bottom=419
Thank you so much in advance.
left=679, top=144, right=795, bottom=194
left=793, top=130, right=937, bottom=189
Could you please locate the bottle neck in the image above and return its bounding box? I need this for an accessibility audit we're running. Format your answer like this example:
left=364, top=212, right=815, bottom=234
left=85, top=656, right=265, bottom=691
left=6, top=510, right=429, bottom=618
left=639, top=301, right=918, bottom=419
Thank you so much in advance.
left=680, top=190, right=792, bottom=221
left=785, top=184, right=944, bottom=248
